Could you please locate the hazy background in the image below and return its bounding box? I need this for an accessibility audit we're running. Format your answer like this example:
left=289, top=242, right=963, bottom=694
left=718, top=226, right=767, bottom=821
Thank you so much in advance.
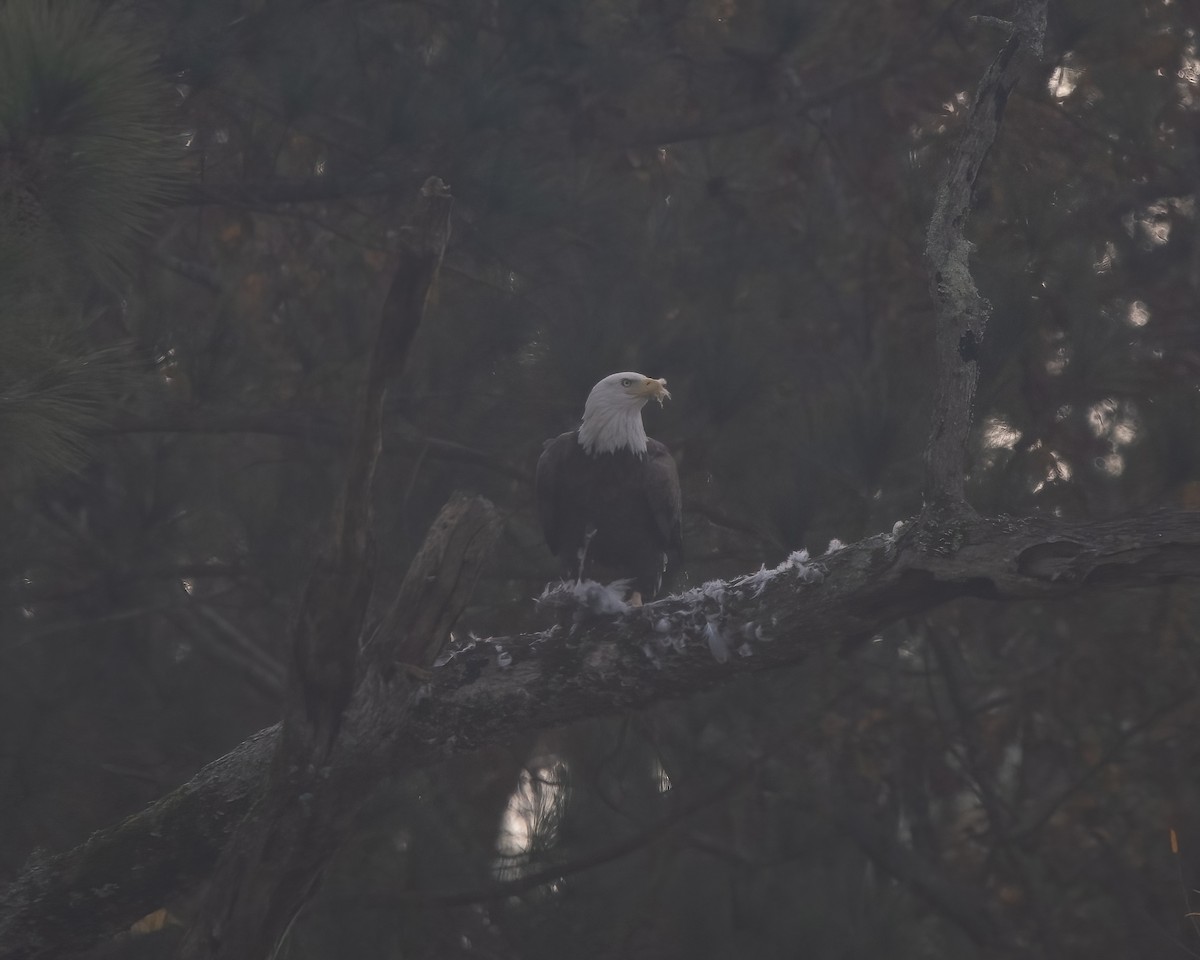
left=4, top=1, right=1200, bottom=956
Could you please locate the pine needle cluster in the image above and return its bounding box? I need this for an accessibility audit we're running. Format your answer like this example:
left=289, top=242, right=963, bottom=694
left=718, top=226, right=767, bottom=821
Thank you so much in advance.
left=0, top=1, right=176, bottom=486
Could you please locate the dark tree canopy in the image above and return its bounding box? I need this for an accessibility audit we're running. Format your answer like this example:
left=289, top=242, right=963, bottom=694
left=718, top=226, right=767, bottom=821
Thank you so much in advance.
left=5, top=1, right=1200, bottom=958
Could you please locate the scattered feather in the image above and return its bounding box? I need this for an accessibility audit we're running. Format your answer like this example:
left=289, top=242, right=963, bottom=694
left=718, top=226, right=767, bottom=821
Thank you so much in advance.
left=704, top=619, right=731, bottom=663
left=726, top=548, right=824, bottom=596
left=529, top=625, right=560, bottom=646
left=737, top=565, right=775, bottom=598
left=537, top=579, right=631, bottom=616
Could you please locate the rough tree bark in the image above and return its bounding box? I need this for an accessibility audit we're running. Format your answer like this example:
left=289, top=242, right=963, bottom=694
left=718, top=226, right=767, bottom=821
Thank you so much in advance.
left=11, top=4, right=1172, bottom=957
left=922, top=2, right=1046, bottom=511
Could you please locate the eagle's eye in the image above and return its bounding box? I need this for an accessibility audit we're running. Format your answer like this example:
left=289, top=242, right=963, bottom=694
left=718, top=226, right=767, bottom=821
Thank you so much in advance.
left=620, top=377, right=633, bottom=387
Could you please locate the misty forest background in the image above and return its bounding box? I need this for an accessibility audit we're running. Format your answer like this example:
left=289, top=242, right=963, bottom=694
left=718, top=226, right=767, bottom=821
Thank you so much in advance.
left=4, top=0, right=1200, bottom=957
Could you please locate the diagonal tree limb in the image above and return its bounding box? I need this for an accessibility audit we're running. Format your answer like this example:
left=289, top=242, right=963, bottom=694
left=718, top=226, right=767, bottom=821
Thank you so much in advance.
left=7, top=508, right=1200, bottom=958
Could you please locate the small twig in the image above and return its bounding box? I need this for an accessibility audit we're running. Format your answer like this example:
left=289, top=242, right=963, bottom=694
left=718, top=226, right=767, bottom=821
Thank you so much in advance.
left=192, top=602, right=287, bottom=688
left=1007, top=690, right=1195, bottom=843
left=149, top=251, right=222, bottom=291
left=826, top=799, right=1019, bottom=949
left=165, top=608, right=284, bottom=698
left=925, top=630, right=1014, bottom=839
left=328, top=763, right=756, bottom=909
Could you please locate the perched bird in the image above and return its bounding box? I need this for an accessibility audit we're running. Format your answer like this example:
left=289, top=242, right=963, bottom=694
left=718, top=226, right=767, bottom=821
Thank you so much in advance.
left=536, top=372, right=683, bottom=604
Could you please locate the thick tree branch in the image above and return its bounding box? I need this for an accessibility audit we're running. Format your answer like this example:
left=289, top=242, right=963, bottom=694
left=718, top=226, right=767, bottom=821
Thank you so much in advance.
left=922, top=3, right=1046, bottom=510
left=6, top=509, right=1200, bottom=958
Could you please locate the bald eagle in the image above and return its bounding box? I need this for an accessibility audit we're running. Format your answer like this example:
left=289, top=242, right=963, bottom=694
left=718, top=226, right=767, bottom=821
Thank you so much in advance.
left=536, top=372, right=683, bottom=604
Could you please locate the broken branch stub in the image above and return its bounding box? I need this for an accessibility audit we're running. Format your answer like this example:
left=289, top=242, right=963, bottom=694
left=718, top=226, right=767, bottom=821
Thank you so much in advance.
left=366, top=494, right=501, bottom=675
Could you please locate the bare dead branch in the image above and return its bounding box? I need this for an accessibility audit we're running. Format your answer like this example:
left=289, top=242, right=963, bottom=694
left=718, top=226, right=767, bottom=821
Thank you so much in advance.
left=148, top=252, right=222, bottom=291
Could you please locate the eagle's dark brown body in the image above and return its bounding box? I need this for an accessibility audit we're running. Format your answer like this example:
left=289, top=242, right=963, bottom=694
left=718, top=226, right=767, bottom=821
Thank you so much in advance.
left=536, top=430, right=682, bottom=599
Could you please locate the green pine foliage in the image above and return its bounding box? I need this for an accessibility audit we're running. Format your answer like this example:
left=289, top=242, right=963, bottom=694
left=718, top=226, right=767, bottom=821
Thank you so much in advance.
left=0, top=0, right=176, bottom=287
left=0, top=0, right=176, bottom=487
left=0, top=335, right=134, bottom=485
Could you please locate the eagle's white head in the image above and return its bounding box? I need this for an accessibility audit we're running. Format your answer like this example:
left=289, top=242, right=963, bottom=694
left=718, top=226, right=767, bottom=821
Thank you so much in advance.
left=578, top=372, right=671, bottom=456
